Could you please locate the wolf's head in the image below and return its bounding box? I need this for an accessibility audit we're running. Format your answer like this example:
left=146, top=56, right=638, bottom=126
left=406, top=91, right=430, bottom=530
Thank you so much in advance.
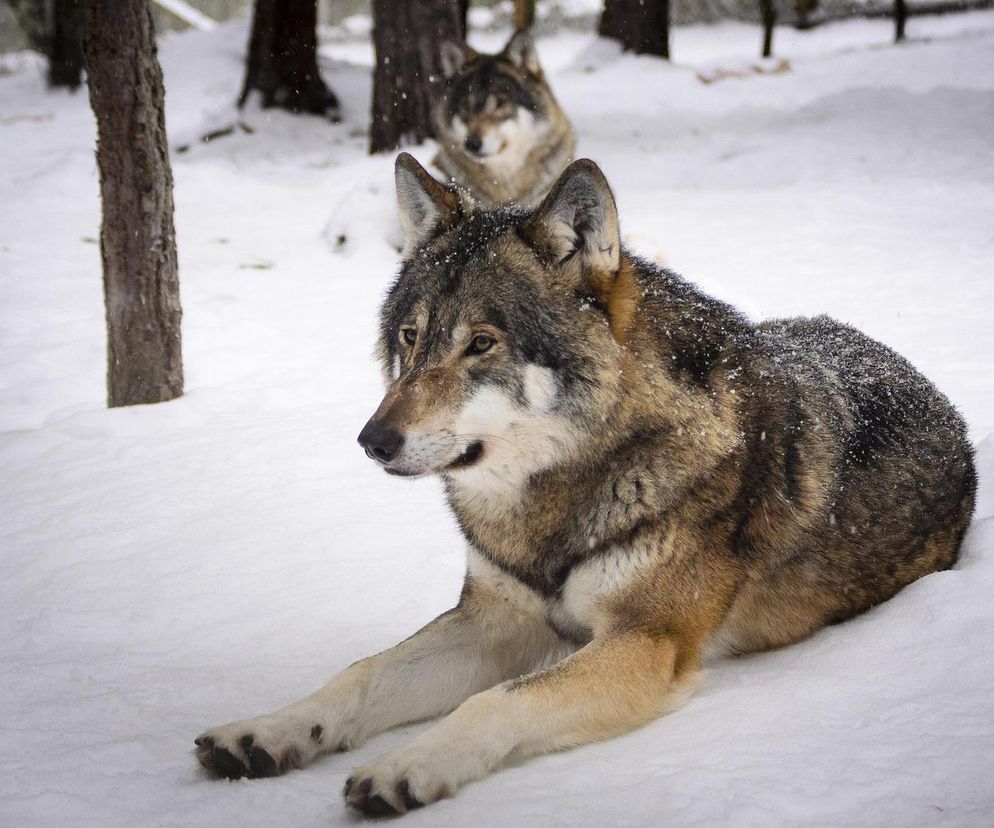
left=434, top=29, right=557, bottom=169
left=358, top=154, right=639, bottom=495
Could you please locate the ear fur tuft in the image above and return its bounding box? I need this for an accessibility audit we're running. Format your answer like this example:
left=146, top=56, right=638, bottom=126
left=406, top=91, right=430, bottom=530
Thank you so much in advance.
left=501, top=28, right=542, bottom=76
left=524, top=158, right=621, bottom=276
left=440, top=40, right=478, bottom=79
left=395, top=153, right=461, bottom=258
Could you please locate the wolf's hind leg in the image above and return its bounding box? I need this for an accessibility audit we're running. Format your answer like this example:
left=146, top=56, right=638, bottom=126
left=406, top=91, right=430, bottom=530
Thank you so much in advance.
left=195, top=578, right=562, bottom=779
left=344, top=630, right=699, bottom=814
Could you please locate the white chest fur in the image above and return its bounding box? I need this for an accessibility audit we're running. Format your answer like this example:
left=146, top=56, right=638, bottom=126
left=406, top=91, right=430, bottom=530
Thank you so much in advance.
left=468, top=542, right=655, bottom=643
left=552, top=542, right=655, bottom=634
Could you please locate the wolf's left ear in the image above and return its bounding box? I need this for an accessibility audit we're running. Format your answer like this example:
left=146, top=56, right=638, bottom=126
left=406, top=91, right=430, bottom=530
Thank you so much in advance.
left=440, top=40, right=477, bottom=79
left=395, top=153, right=461, bottom=258
left=524, top=159, right=621, bottom=278
left=502, top=28, right=542, bottom=76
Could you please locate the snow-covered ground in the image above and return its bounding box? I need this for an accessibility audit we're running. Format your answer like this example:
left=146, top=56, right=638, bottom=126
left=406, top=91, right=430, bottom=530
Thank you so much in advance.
left=2, top=12, right=993, bottom=827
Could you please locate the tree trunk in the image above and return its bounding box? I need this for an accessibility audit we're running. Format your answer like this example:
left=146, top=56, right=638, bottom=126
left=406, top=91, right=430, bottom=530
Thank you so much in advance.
left=514, top=0, right=536, bottom=30
left=894, top=0, right=908, bottom=41
left=8, top=0, right=84, bottom=88
left=370, top=0, right=467, bottom=153
left=759, top=0, right=776, bottom=57
left=793, top=0, right=818, bottom=29
left=599, top=0, right=670, bottom=59
left=238, top=0, right=339, bottom=117
left=48, top=0, right=84, bottom=88
left=83, top=0, right=183, bottom=407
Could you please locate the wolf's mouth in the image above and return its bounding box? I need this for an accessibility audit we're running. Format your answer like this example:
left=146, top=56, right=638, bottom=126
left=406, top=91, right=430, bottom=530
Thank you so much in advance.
left=446, top=440, right=485, bottom=471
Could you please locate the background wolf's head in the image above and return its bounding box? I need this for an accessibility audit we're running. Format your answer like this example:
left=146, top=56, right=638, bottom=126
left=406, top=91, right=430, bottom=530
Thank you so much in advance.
left=358, top=153, right=636, bottom=496
left=434, top=30, right=558, bottom=171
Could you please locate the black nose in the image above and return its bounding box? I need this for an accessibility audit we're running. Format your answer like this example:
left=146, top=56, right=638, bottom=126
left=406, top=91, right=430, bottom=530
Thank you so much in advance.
left=357, top=420, right=404, bottom=464
left=464, top=133, right=483, bottom=155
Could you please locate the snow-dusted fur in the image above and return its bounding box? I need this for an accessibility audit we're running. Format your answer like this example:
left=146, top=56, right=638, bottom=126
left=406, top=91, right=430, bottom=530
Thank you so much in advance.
left=195, top=155, right=975, bottom=817
left=6, top=13, right=994, bottom=828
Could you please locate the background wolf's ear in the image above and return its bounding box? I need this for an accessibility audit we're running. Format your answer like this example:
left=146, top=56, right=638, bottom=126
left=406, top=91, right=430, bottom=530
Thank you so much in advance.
left=501, top=29, right=542, bottom=76
left=440, top=40, right=477, bottom=79
left=395, top=153, right=461, bottom=258
left=524, top=159, right=621, bottom=277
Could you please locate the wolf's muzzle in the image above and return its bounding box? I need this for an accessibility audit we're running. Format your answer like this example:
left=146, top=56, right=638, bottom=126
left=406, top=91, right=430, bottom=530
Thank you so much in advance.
left=357, top=420, right=404, bottom=464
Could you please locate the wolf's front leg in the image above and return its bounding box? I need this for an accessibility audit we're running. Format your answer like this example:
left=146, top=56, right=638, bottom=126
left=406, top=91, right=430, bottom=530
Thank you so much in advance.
left=343, top=631, right=700, bottom=815
left=195, top=579, right=561, bottom=780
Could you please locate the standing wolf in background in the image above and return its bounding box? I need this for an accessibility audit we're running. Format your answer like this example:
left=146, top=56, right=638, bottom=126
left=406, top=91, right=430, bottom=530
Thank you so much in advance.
left=432, top=29, right=575, bottom=207
left=196, top=155, right=976, bottom=817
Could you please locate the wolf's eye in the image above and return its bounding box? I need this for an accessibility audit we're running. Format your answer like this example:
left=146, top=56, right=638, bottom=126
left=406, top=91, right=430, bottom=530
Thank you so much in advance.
left=400, top=327, right=417, bottom=347
left=466, top=334, right=495, bottom=356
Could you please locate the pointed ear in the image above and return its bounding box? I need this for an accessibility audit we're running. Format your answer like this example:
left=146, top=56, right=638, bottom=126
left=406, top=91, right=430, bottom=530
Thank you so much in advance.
left=524, top=159, right=620, bottom=277
left=395, top=153, right=461, bottom=258
left=501, top=28, right=542, bottom=76
left=439, top=40, right=477, bottom=79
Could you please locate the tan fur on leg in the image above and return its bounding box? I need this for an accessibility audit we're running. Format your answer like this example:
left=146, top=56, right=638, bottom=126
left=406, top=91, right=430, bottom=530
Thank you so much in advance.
left=344, top=631, right=699, bottom=812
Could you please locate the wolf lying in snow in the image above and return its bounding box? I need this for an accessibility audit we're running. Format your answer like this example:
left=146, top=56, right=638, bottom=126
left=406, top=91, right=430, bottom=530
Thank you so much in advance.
left=196, top=154, right=976, bottom=816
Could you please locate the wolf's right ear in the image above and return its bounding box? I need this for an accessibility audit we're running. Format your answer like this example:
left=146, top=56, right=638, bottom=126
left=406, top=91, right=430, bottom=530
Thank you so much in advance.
left=439, top=40, right=477, bottom=79
left=502, top=28, right=542, bottom=76
left=524, top=159, right=621, bottom=278
left=395, top=153, right=461, bottom=258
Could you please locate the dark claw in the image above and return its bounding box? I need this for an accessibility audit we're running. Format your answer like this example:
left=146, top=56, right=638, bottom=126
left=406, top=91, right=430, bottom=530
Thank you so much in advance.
left=362, top=794, right=399, bottom=817
left=343, top=776, right=357, bottom=797
left=397, top=779, right=424, bottom=810
left=238, top=734, right=254, bottom=750
left=210, top=746, right=246, bottom=780
left=247, top=746, right=279, bottom=778
left=194, top=735, right=213, bottom=748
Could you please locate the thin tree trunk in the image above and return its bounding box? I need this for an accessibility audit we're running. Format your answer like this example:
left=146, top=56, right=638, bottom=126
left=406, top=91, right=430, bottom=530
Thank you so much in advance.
left=370, top=0, right=466, bottom=154
left=49, top=0, right=84, bottom=88
left=759, top=0, right=776, bottom=57
left=83, top=0, right=183, bottom=407
left=895, top=0, right=908, bottom=41
left=514, top=0, right=536, bottom=30
left=239, top=0, right=339, bottom=116
left=599, top=0, right=670, bottom=59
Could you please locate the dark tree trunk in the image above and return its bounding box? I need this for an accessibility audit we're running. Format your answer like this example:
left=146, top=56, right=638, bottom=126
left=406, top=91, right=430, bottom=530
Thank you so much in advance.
left=238, top=0, right=339, bottom=117
left=895, top=0, right=908, bottom=41
left=793, top=0, right=818, bottom=29
left=83, top=0, right=183, bottom=407
left=759, top=0, right=777, bottom=57
left=8, top=0, right=84, bottom=88
left=370, top=0, right=467, bottom=153
left=49, top=0, right=84, bottom=88
left=599, top=0, right=670, bottom=59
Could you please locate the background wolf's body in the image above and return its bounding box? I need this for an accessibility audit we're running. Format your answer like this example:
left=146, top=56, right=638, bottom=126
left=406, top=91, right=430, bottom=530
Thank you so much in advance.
left=196, top=158, right=976, bottom=815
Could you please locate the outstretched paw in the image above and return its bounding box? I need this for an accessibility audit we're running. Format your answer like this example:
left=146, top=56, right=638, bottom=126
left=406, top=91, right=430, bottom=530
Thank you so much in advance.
left=343, top=748, right=461, bottom=816
left=195, top=715, right=327, bottom=779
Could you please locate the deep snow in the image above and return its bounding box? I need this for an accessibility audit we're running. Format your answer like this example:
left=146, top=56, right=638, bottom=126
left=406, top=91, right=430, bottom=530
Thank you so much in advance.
left=1, top=11, right=993, bottom=827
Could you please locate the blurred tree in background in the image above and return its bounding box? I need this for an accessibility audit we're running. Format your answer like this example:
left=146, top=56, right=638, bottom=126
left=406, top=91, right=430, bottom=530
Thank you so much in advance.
left=369, top=0, right=466, bottom=153
left=514, top=0, right=535, bottom=29
left=600, top=0, right=671, bottom=58
left=239, top=0, right=340, bottom=116
left=8, top=0, right=84, bottom=88
left=760, top=0, right=776, bottom=55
